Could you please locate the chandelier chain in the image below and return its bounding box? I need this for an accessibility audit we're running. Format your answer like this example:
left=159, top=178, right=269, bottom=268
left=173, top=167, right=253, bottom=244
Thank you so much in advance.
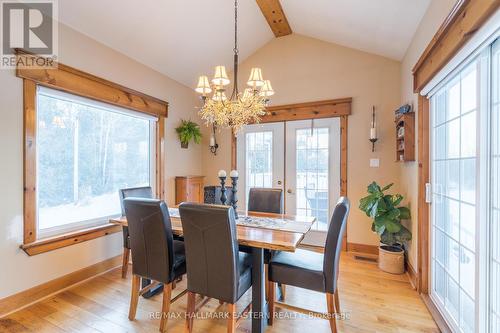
left=231, top=0, right=239, bottom=99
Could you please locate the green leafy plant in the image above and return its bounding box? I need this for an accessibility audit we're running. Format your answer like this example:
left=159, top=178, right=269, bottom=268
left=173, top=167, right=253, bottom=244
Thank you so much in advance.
left=175, top=119, right=202, bottom=148
left=359, top=182, right=412, bottom=248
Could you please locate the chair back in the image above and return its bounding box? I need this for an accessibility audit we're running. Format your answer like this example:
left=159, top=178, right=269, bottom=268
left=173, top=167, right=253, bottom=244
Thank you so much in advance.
left=248, top=188, right=283, bottom=214
left=124, top=198, right=175, bottom=283
left=179, top=203, right=241, bottom=303
left=119, top=186, right=153, bottom=215
left=323, top=197, right=350, bottom=293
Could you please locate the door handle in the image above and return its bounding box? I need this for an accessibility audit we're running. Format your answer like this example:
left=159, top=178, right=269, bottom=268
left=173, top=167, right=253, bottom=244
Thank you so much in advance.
left=287, top=189, right=293, bottom=194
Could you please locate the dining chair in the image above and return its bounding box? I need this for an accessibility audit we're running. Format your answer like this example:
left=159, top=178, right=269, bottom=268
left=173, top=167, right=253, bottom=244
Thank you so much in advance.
left=247, top=188, right=286, bottom=301
left=124, top=198, right=187, bottom=333
left=248, top=188, right=283, bottom=214
left=267, top=197, right=350, bottom=333
left=178, top=203, right=253, bottom=333
left=118, top=186, right=153, bottom=278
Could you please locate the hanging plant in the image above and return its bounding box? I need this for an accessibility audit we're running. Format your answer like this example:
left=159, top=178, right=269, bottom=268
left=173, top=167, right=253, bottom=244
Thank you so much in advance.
left=175, top=119, right=202, bottom=149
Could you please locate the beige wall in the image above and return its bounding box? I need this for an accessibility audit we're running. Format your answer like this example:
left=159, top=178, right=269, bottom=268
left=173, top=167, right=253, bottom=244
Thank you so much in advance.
left=202, top=34, right=402, bottom=247
left=0, top=23, right=202, bottom=299
left=399, top=0, right=458, bottom=268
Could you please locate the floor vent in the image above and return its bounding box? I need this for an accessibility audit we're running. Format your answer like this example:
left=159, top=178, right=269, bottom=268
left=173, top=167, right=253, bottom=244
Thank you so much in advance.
left=354, top=255, right=378, bottom=263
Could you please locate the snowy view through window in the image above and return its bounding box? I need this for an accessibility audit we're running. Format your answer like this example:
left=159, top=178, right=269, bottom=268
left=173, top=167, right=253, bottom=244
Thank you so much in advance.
left=37, top=89, right=151, bottom=235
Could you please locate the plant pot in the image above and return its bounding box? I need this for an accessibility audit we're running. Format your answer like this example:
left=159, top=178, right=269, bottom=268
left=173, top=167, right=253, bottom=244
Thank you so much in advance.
left=378, top=245, right=405, bottom=274
left=181, top=142, right=188, bottom=149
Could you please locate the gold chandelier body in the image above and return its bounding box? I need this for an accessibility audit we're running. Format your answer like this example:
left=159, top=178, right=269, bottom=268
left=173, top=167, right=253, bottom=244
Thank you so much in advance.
left=194, top=0, right=274, bottom=134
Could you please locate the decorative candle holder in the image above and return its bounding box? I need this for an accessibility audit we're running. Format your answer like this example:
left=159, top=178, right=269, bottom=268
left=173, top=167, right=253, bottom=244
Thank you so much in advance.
left=369, top=106, right=378, bottom=152
left=230, top=175, right=239, bottom=219
left=219, top=176, right=227, bottom=205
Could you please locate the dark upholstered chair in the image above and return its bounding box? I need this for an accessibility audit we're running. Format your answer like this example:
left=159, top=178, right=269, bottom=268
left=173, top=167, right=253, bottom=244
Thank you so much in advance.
left=268, top=197, right=350, bottom=333
left=248, top=188, right=283, bottom=214
left=124, top=198, right=186, bottom=332
left=179, top=203, right=252, bottom=333
left=246, top=188, right=285, bottom=300
left=118, top=186, right=153, bottom=278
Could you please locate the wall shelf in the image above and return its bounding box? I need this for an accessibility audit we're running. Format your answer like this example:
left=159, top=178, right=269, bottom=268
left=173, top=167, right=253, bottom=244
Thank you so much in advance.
left=395, top=112, right=415, bottom=162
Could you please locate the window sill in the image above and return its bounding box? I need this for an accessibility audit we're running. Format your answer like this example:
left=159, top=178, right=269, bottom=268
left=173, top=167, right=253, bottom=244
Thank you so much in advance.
left=20, top=223, right=122, bottom=256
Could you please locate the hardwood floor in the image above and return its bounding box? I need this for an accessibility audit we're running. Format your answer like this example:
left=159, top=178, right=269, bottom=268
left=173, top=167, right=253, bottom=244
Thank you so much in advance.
left=0, top=253, right=439, bottom=333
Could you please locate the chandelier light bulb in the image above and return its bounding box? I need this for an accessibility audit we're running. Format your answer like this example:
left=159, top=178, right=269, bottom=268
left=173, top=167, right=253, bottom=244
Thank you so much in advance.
left=247, top=67, right=265, bottom=88
left=212, top=65, right=230, bottom=86
left=195, top=75, right=212, bottom=95
left=259, top=80, right=274, bottom=97
left=241, top=88, right=253, bottom=101
left=212, top=91, right=227, bottom=102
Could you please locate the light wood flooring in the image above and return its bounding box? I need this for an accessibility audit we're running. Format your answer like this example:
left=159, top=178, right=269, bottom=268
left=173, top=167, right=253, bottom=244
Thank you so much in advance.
left=0, top=253, right=439, bottom=333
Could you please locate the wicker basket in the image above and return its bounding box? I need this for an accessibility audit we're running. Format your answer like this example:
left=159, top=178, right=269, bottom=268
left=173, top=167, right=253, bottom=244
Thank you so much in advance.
left=378, top=245, right=405, bottom=274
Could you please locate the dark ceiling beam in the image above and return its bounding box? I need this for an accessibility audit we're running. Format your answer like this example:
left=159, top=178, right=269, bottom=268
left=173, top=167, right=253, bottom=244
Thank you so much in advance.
left=255, top=0, right=292, bottom=37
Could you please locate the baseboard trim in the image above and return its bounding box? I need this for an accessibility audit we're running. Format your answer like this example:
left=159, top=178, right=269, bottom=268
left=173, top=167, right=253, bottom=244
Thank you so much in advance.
left=0, top=254, right=122, bottom=318
left=346, top=242, right=379, bottom=255
left=420, top=294, right=452, bottom=333
left=406, top=260, right=418, bottom=290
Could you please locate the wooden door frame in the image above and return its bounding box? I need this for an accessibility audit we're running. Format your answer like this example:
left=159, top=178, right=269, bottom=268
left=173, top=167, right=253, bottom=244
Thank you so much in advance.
left=231, top=98, right=351, bottom=249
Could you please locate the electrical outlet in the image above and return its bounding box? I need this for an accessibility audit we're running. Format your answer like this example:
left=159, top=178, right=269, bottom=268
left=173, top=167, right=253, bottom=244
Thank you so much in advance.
left=370, top=158, right=380, bottom=167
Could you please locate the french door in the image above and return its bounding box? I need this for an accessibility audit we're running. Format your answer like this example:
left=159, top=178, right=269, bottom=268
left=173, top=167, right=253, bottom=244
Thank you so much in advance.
left=237, top=118, right=341, bottom=233
left=429, top=37, right=500, bottom=333
left=285, top=118, right=340, bottom=231
left=236, top=123, right=284, bottom=210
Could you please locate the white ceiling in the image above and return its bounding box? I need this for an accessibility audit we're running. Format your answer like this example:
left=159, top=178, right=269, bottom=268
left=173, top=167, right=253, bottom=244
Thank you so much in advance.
left=281, top=0, right=431, bottom=60
left=57, top=0, right=431, bottom=87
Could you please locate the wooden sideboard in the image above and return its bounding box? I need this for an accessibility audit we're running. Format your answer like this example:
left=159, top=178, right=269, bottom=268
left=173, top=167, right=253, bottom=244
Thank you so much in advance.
left=175, top=176, right=205, bottom=204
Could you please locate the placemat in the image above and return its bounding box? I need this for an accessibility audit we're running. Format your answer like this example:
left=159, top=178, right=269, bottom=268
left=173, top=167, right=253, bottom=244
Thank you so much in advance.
left=170, top=208, right=310, bottom=233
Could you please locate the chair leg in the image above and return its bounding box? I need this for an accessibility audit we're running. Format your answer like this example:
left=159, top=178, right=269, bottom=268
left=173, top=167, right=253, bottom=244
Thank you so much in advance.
left=334, top=289, right=341, bottom=314
left=278, top=283, right=286, bottom=301
left=268, top=281, right=275, bottom=326
left=265, top=264, right=269, bottom=301
left=121, top=248, right=130, bottom=279
left=326, top=293, right=338, bottom=333
left=185, top=291, right=196, bottom=333
left=128, top=275, right=141, bottom=320
left=159, top=283, right=172, bottom=332
left=227, top=303, right=236, bottom=333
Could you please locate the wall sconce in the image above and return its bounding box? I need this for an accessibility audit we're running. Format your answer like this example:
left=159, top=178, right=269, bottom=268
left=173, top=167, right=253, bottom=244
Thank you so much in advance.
left=209, top=124, right=219, bottom=155
left=369, top=106, right=378, bottom=152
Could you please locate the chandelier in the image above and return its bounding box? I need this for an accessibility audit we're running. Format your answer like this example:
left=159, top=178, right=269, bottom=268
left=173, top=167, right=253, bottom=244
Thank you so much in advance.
left=194, top=0, right=274, bottom=135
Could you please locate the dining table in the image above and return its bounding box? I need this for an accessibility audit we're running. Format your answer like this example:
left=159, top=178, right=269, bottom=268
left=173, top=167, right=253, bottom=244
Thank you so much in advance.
left=109, top=208, right=316, bottom=333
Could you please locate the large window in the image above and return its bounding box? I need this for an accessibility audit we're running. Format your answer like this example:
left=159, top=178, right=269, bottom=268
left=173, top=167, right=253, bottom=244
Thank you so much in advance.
left=429, top=37, right=499, bottom=333
left=36, top=87, right=156, bottom=238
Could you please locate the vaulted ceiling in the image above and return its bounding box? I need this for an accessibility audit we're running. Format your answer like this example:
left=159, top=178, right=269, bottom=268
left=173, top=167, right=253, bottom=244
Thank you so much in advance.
left=57, top=0, right=431, bottom=87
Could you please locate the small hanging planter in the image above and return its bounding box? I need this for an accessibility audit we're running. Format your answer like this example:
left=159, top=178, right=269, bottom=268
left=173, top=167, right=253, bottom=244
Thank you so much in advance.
left=176, top=119, right=202, bottom=149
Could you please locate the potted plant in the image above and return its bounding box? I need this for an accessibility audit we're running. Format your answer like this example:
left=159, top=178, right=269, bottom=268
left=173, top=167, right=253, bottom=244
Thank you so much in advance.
left=359, top=182, right=412, bottom=274
left=175, top=119, right=202, bottom=149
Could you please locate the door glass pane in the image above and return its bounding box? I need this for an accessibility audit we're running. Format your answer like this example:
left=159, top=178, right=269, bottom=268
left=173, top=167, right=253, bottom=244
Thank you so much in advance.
left=295, top=128, right=329, bottom=231
left=490, top=39, right=500, bottom=333
left=431, top=59, right=478, bottom=332
left=245, top=131, right=273, bottom=206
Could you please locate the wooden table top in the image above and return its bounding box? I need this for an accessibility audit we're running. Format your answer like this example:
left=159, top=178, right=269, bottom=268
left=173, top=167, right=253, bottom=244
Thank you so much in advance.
left=109, top=210, right=315, bottom=252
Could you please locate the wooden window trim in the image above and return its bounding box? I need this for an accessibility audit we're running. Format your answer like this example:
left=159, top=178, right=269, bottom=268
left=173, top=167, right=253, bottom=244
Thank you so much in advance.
left=412, top=0, right=499, bottom=93
left=230, top=98, right=351, bottom=250
left=19, top=53, right=168, bottom=255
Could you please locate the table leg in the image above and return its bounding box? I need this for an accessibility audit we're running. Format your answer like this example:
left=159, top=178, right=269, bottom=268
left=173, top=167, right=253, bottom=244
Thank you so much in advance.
left=141, top=278, right=164, bottom=298
left=252, top=247, right=268, bottom=333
